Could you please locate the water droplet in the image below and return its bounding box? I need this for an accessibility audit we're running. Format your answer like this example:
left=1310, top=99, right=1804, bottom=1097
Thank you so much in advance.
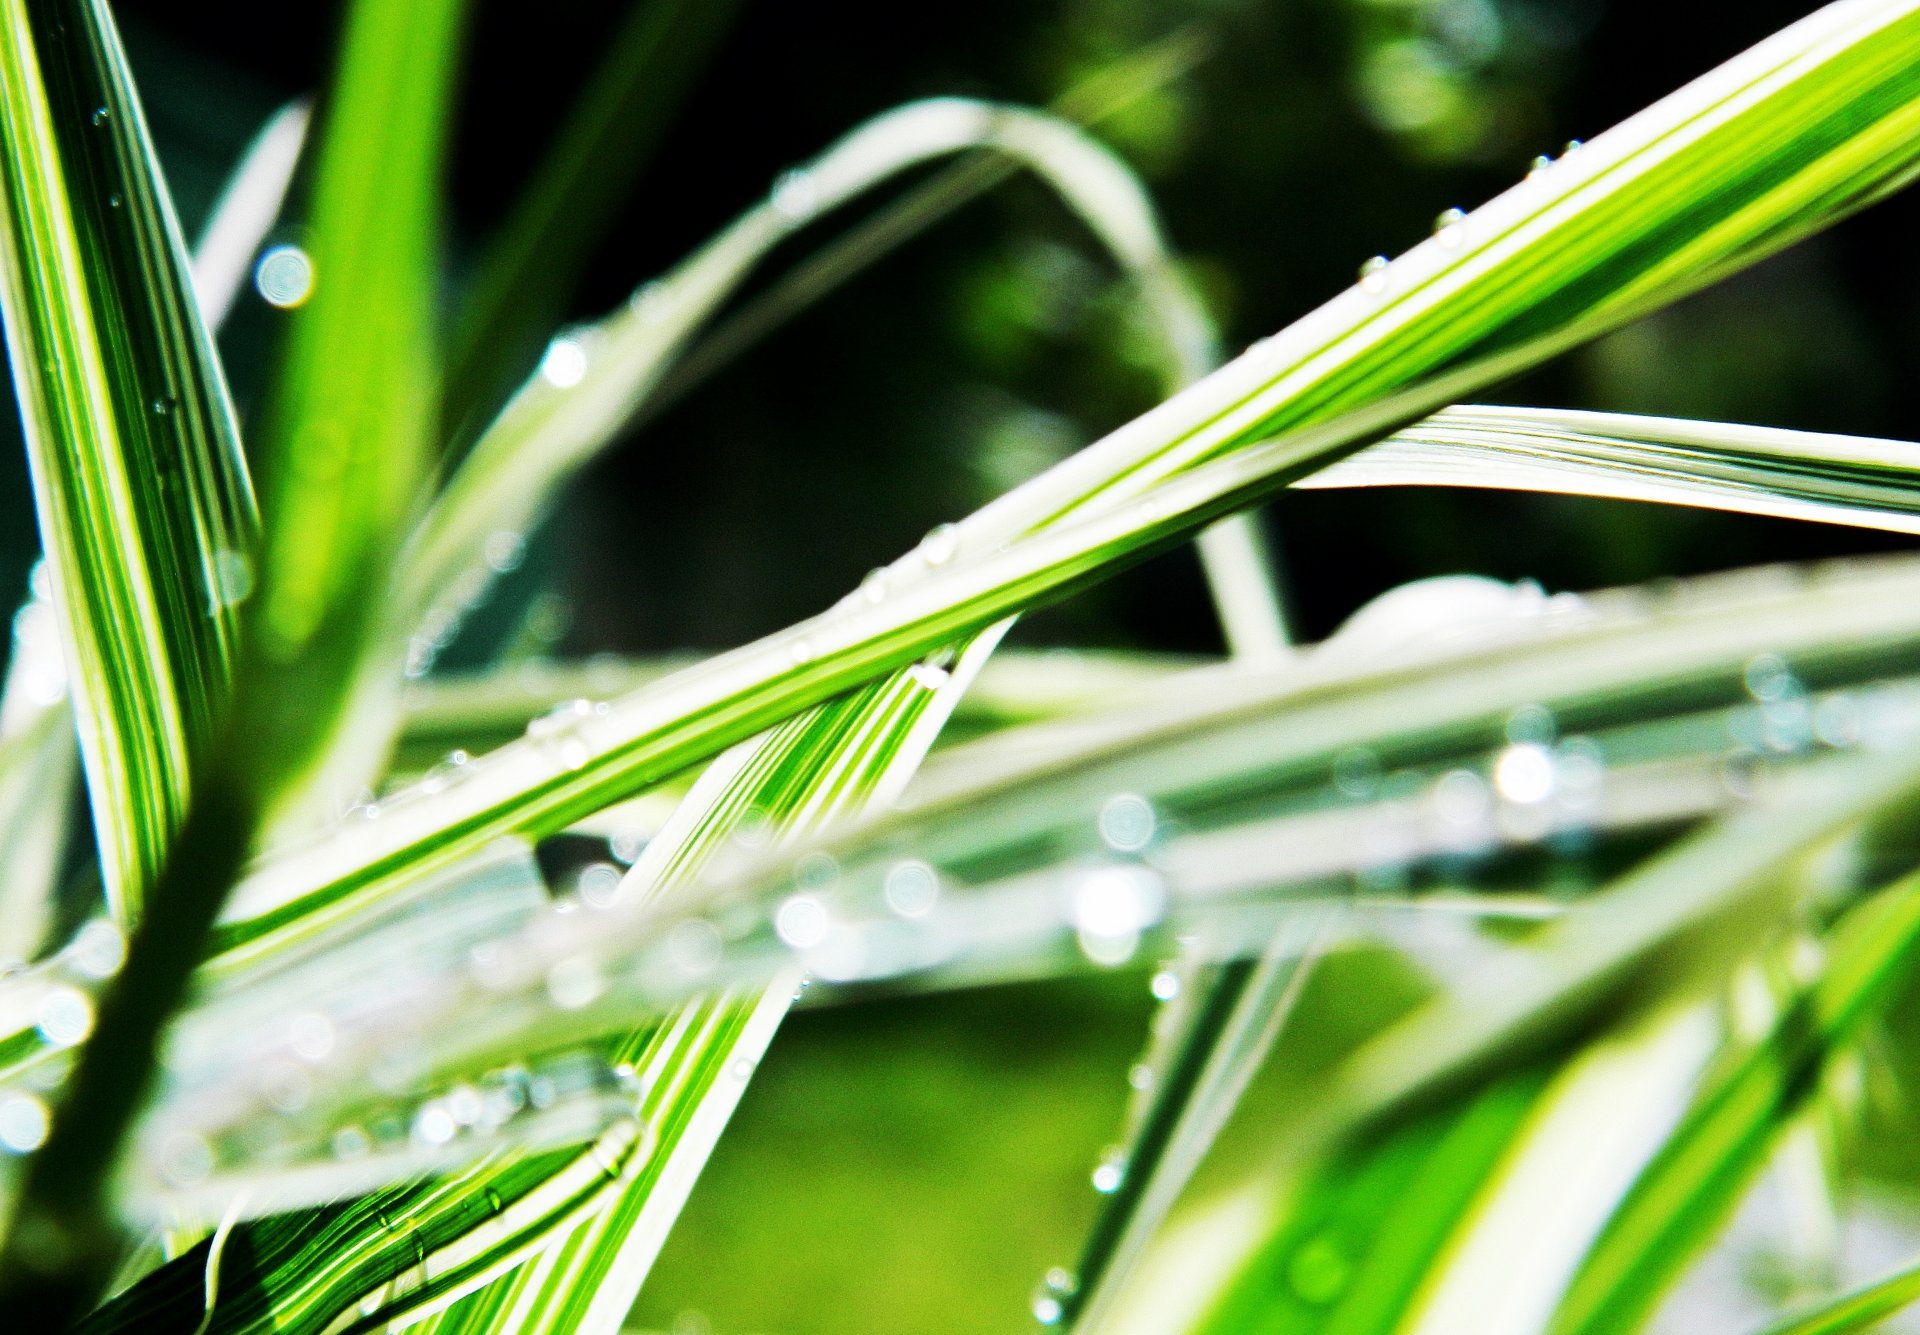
left=1031, top=1268, right=1078, bottom=1324
left=1357, top=255, right=1390, bottom=295
left=1493, top=743, right=1555, bottom=804
left=149, top=394, right=174, bottom=417
left=1527, top=153, right=1553, bottom=178
left=1099, top=794, right=1156, bottom=853
left=261, top=1062, right=312, bottom=1113
left=577, top=862, right=623, bottom=908
left=667, top=919, right=723, bottom=976
left=1506, top=702, right=1555, bottom=746
left=884, top=861, right=939, bottom=918
left=254, top=244, right=315, bottom=308
left=412, top=1103, right=457, bottom=1146
left=1332, top=748, right=1381, bottom=800
left=1562, top=138, right=1584, bottom=157
left=288, top=1011, right=335, bottom=1062
left=787, top=637, right=815, bottom=667
left=106, top=193, right=122, bottom=209
left=67, top=920, right=124, bottom=979
left=546, top=955, right=603, bottom=1010
left=1288, top=1233, right=1351, bottom=1305
left=775, top=895, right=831, bottom=949
left=1127, top=1062, right=1154, bottom=1091
left=770, top=168, right=818, bottom=222
left=610, top=823, right=650, bottom=864
left=1432, top=208, right=1467, bottom=248
left=36, top=986, right=93, bottom=1046
left=795, top=852, right=839, bottom=891
left=1815, top=693, right=1861, bottom=748
left=906, top=661, right=951, bottom=690
left=446, top=1084, right=484, bottom=1126
left=1553, top=736, right=1605, bottom=810
left=0, top=1095, right=49, bottom=1153
left=1091, top=1146, right=1127, bottom=1194
left=918, top=522, right=959, bottom=566
left=540, top=335, right=588, bottom=388
left=331, top=1125, right=371, bottom=1159
left=484, top=529, right=527, bottom=573
left=210, top=548, right=253, bottom=610
left=1073, top=866, right=1165, bottom=966
left=89, top=107, right=109, bottom=128
left=159, top=1133, right=213, bottom=1186
left=730, top=1057, right=757, bottom=1080
left=859, top=568, right=889, bottom=604
left=527, top=698, right=596, bottom=771
left=1149, top=968, right=1181, bottom=1002
left=1744, top=653, right=1797, bottom=703
left=1432, top=769, right=1493, bottom=844
left=420, top=749, right=470, bottom=794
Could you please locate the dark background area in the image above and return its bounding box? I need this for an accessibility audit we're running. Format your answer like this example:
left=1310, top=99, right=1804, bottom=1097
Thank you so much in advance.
left=6, top=0, right=1918, bottom=662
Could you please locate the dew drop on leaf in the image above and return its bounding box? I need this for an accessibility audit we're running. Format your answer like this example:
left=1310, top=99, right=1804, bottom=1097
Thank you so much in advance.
left=918, top=522, right=959, bottom=566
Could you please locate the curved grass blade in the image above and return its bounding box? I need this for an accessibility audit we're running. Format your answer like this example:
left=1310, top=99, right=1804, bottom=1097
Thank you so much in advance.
left=1309, top=405, right=1920, bottom=534
left=121, top=556, right=1920, bottom=1206
left=442, top=0, right=744, bottom=429
left=403, top=96, right=1282, bottom=676
left=632, top=28, right=1212, bottom=424
left=0, top=0, right=257, bottom=922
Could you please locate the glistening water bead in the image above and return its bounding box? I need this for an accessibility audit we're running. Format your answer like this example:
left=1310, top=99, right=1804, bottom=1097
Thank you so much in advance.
left=254, top=244, right=316, bottom=308
left=1357, top=255, right=1390, bottom=295
left=1432, top=207, right=1467, bottom=248
left=1032, top=1268, right=1079, bottom=1325
left=918, top=522, right=959, bottom=566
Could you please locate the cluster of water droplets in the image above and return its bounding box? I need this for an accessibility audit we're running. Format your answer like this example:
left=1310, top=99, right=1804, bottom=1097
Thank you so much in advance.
left=0, top=919, right=125, bottom=1154
left=1349, top=138, right=1586, bottom=302
left=525, top=696, right=608, bottom=773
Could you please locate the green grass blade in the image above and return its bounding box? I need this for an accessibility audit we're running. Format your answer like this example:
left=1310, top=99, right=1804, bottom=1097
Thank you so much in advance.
left=239, top=0, right=463, bottom=816
left=1548, top=864, right=1920, bottom=1335
left=0, top=0, right=466, bottom=1311
left=1309, top=405, right=1920, bottom=534
left=442, top=0, right=744, bottom=428
left=1172, top=749, right=1920, bottom=1334
left=1759, top=1259, right=1920, bottom=1335
left=0, top=0, right=257, bottom=922
left=416, top=632, right=1009, bottom=1334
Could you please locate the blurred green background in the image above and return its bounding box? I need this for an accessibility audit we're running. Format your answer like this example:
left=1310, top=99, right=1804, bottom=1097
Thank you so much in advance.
left=4, top=0, right=1920, bottom=1329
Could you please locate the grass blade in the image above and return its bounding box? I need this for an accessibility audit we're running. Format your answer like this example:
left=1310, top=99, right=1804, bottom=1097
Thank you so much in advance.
left=442, top=0, right=745, bottom=429
left=1310, top=405, right=1920, bottom=535
left=0, top=0, right=257, bottom=922
left=0, top=0, right=466, bottom=1310
left=1548, top=863, right=1920, bottom=1334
